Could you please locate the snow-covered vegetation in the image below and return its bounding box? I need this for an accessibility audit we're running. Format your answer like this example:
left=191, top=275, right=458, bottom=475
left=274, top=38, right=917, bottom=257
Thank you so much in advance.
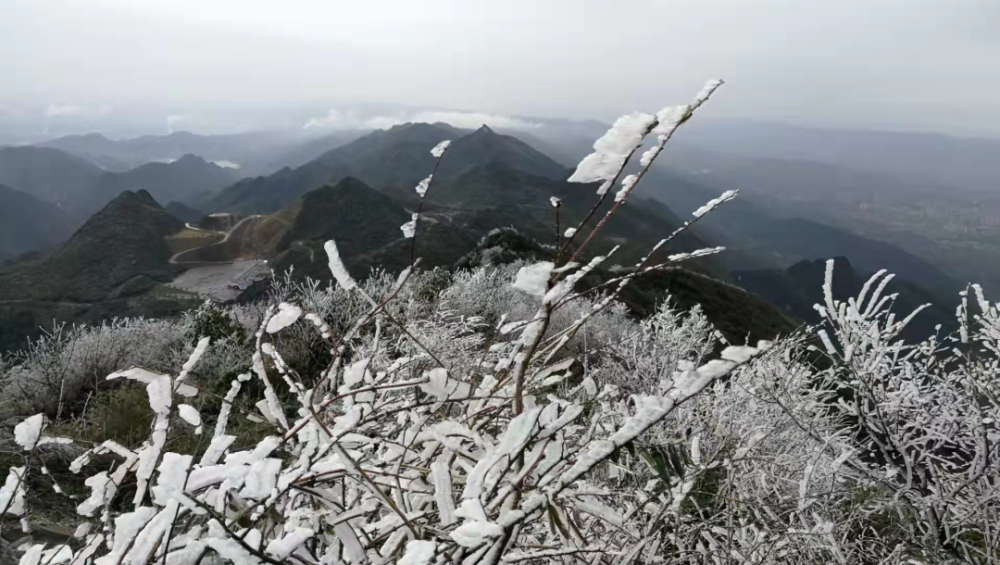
left=2, top=82, right=999, bottom=565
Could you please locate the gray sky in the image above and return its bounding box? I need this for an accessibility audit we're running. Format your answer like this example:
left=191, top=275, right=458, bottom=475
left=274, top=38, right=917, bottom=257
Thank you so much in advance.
left=3, top=0, right=999, bottom=136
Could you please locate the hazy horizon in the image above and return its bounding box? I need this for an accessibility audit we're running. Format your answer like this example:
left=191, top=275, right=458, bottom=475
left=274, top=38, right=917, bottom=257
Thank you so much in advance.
left=4, top=0, right=1000, bottom=140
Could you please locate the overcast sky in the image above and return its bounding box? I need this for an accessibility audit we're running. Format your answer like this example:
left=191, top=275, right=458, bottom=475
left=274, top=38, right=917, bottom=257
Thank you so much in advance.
left=3, top=0, right=999, bottom=136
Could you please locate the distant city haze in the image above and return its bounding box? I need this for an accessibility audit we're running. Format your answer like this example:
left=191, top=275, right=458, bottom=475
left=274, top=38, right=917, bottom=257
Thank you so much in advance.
left=3, top=0, right=1000, bottom=138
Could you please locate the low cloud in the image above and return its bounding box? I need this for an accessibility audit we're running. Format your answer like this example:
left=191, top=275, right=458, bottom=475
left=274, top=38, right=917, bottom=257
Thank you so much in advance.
left=45, top=104, right=111, bottom=119
left=166, top=114, right=188, bottom=134
left=304, top=109, right=541, bottom=132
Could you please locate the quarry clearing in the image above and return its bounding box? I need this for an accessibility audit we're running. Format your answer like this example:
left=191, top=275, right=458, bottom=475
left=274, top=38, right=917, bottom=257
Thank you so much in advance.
left=166, top=259, right=269, bottom=301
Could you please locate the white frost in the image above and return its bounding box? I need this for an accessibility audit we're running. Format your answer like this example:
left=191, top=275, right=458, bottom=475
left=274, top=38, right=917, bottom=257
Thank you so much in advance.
left=401, top=213, right=418, bottom=238
left=652, top=104, right=690, bottom=136
left=14, top=414, right=44, bottom=450
left=240, top=458, right=282, bottom=499
left=549, top=196, right=561, bottom=207
left=400, top=540, right=436, bottom=565
left=0, top=466, right=26, bottom=516
left=614, top=174, right=639, bottom=203
left=414, top=175, right=432, bottom=197
left=146, top=374, right=173, bottom=415
left=266, top=527, right=315, bottom=559
left=430, top=139, right=451, bottom=158
left=344, top=358, right=370, bottom=387
left=513, top=262, right=554, bottom=297
left=451, top=520, right=503, bottom=548
left=178, top=404, right=202, bottom=428
left=266, top=302, right=302, bottom=334
left=568, top=112, right=656, bottom=185
left=639, top=145, right=661, bottom=167
left=695, top=78, right=725, bottom=104
left=324, top=240, right=356, bottom=291
left=563, top=227, right=577, bottom=238
left=692, top=190, right=737, bottom=218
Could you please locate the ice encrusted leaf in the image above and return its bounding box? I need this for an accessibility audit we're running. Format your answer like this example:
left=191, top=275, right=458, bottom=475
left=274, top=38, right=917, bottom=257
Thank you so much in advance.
left=513, top=261, right=554, bottom=297
left=451, top=520, right=503, bottom=548
left=550, top=196, right=561, bottom=207
left=240, top=458, right=282, bottom=499
left=563, top=227, right=577, bottom=238
left=178, top=404, right=201, bottom=428
left=695, top=78, right=724, bottom=104
left=77, top=472, right=114, bottom=517
left=414, top=175, right=432, bottom=197
left=692, top=190, right=737, bottom=218
left=401, top=213, right=418, bottom=238
left=324, top=240, right=356, bottom=290
left=430, top=139, right=451, bottom=158
left=344, top=358, right=370, bottom=388
left=652, top=104, right=690, bottom=136
left=420, top=368, right=470, bottom=402
left=639, top=145, right=661, bottom=167
left=614, top=174, right=639, bottom=203
left=14, top=413, right=44, bottom=451
left=266, top=302, right=302, bottom=333
left=400, top=540, right=437, bottom=565
left=178, top=337, right=210, bottom=382
left=431, top=457, right=457, bottom=526
left=0, top=466, right=26, bottom=516
left=568, top=112, right=655, bottom=185
left=266, top=528, right=315, bottom=559
left=146, top=374, right=172, bottom=415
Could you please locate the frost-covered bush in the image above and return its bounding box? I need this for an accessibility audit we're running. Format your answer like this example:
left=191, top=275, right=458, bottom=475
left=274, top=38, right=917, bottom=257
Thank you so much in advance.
left=0, top=318, right=191, bottom=421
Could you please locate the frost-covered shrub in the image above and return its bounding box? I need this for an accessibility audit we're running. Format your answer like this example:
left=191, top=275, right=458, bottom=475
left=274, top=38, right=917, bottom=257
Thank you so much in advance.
left=0, top=318, right=191, bottom=421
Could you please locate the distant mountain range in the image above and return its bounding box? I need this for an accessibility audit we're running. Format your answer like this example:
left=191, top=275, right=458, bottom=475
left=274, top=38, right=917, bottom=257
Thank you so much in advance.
left=633, top=167, right=964, bottom=303
left=38, top=131, right=299, bottom=172
left=206, top=123, right=710, bottom=275
left=0, top=146, right=238, bottom=217
left=676, top=119, right=1000, bottom=195
left=90, top=154, right=238, bottom=211
left=0, top=117, right=983, bottom=354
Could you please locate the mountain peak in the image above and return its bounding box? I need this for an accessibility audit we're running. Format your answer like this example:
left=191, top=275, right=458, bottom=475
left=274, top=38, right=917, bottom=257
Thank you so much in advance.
left=329, top=176, right=372, bottom=192
left=107, top=188, right=162, bottom=209
left=77, top=133, right=110, bottom=142
left=439, top=126, right=569, bottom=182
left=174, top=153, right=212, bottom=166
left=0, top=186, right=185, bottom=303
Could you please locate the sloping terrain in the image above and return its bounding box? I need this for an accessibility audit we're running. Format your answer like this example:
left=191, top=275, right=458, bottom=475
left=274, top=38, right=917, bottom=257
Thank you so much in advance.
left=39, top=130, right=300, bottom=172
left=0, top=146, right=104, bottom=211
left=206, top=123, right=568, bottom=215
left=735, top=256, right=952, bottom=341
left=88, top=154, right=238, bottom=213
left=170, top=214, right=290, bottom=263
left=206, top=122, right=711, bottom=276
left=0, top=190, right=185, bottom=302
left=0, top=184, right=81, bottom=260
left=0, top=146, right=244, bottom=216
left=635, top=167, right=963, bottom=300
left=0, top=190, right=200, bottom=352
left=165, top=201, right=206, bottom=224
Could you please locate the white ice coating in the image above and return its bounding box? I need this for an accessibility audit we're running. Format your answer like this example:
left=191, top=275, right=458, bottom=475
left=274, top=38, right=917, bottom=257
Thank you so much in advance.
left=568, top=112, right=656, bottom=185
left=513, top=261, right=554, bottom=297
left=266, top=303, right=303, bottom=334
left=325, top=240, right=356, bottom=291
